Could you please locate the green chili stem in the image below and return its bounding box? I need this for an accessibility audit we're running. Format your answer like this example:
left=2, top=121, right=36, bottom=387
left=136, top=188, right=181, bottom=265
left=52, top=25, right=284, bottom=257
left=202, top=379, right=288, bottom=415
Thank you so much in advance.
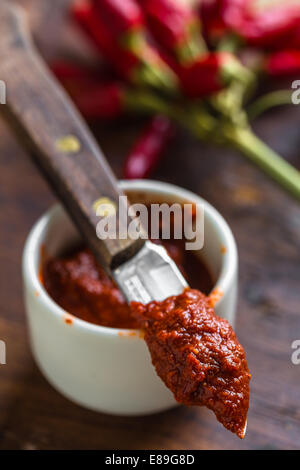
left=217, top=34, right=242, bottom=53
left=247, top=90, right=292, bottom=121
left=125, top=89, right=300, bottom=199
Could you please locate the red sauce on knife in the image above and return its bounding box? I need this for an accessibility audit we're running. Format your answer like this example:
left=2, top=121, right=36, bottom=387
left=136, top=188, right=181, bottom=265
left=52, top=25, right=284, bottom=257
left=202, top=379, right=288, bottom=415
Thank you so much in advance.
left=131, top=289, right=250, bottom=438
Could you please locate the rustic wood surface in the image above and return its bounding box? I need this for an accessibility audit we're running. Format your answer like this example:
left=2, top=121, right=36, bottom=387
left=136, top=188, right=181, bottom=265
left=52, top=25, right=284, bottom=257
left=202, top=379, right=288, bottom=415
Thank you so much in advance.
left=0, top=0, right=300, bottom=450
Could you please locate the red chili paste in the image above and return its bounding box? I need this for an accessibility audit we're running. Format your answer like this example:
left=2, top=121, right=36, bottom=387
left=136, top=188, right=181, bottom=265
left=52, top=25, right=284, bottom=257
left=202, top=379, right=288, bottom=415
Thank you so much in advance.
left=43, top=240, right=213, bottom=329
left=131, top=289, right=250, bottom=438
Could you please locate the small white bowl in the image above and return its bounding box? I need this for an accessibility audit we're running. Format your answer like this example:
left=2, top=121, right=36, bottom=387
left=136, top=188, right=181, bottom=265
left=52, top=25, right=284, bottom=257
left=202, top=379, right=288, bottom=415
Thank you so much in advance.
left=22, top=180, right=238, bottom=415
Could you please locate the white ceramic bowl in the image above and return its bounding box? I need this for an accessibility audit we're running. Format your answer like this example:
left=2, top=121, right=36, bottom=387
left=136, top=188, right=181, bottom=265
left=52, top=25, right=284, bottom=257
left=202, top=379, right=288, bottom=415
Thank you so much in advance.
left=23, top=180, right=238, bottom=415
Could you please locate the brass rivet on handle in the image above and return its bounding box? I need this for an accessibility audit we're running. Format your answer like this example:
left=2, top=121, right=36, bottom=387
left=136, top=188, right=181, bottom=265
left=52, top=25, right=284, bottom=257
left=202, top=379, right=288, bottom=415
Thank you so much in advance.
left=55, top=135, right=81, bottom=153
left=93, top=197, right=117, bottom=217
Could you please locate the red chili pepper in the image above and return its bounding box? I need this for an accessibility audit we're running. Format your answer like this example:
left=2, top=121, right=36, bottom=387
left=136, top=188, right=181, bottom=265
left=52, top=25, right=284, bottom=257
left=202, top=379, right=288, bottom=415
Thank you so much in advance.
left=72, top=0, right=178, bottom=93
left=138, top=0, right=205, bottom=64
left=72, top=1, right=138, bottom=78
left=51, top=61, right=116, bottom=85
left=220, top=0, right=248, bottom=31
left=286, top=24, right=300, bottom=49
left=222, top=0, right=300, bottom=49
left=70, top=81, right=125, bottom=119
left=176, top=54, right=223, bottom=97
left=173, top=51, right=250, bottom=98
left=199, top=0, right=227, bottom=45
left=51, top=61, right=126, bottom=119
left=123, top=115, right=174, bottom=179
left=93, top=0, right=143, bottom=35
left=92, top=0, right=178, bottom=91
left=51, top=61, right=98, bottom=80
left=265, top=49, right=300, bottom=77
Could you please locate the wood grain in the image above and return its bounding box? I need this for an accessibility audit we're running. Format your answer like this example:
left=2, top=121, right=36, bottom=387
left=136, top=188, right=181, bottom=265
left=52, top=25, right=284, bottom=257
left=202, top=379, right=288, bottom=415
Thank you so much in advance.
left=0, top=0, right=300, bottom=451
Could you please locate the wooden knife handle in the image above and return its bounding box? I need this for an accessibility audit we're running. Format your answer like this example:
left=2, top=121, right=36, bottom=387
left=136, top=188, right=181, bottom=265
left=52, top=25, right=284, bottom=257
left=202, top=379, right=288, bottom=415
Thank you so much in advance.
left=0, top=2, right=145, bottom=271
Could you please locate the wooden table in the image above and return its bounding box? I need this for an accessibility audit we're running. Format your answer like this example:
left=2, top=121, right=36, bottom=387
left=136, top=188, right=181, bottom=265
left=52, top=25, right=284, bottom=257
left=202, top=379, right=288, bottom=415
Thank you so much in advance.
left=0, top=0, right=300, bottom=450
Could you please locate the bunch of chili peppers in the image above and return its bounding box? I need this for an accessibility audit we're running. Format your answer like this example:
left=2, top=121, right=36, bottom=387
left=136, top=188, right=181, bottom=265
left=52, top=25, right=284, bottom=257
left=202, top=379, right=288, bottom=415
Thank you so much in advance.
left=51, top=0, right=300, bottom=198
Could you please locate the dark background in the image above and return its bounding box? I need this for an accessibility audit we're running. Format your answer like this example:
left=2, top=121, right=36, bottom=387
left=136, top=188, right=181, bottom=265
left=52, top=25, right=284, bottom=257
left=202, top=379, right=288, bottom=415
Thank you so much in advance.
left=0, top=0, right=299, bottom=450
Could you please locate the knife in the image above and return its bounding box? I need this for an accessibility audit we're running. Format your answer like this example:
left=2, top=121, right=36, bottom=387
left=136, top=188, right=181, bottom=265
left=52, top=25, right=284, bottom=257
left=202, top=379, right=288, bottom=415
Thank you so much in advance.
left=0, top=1, right=187, bottom=303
